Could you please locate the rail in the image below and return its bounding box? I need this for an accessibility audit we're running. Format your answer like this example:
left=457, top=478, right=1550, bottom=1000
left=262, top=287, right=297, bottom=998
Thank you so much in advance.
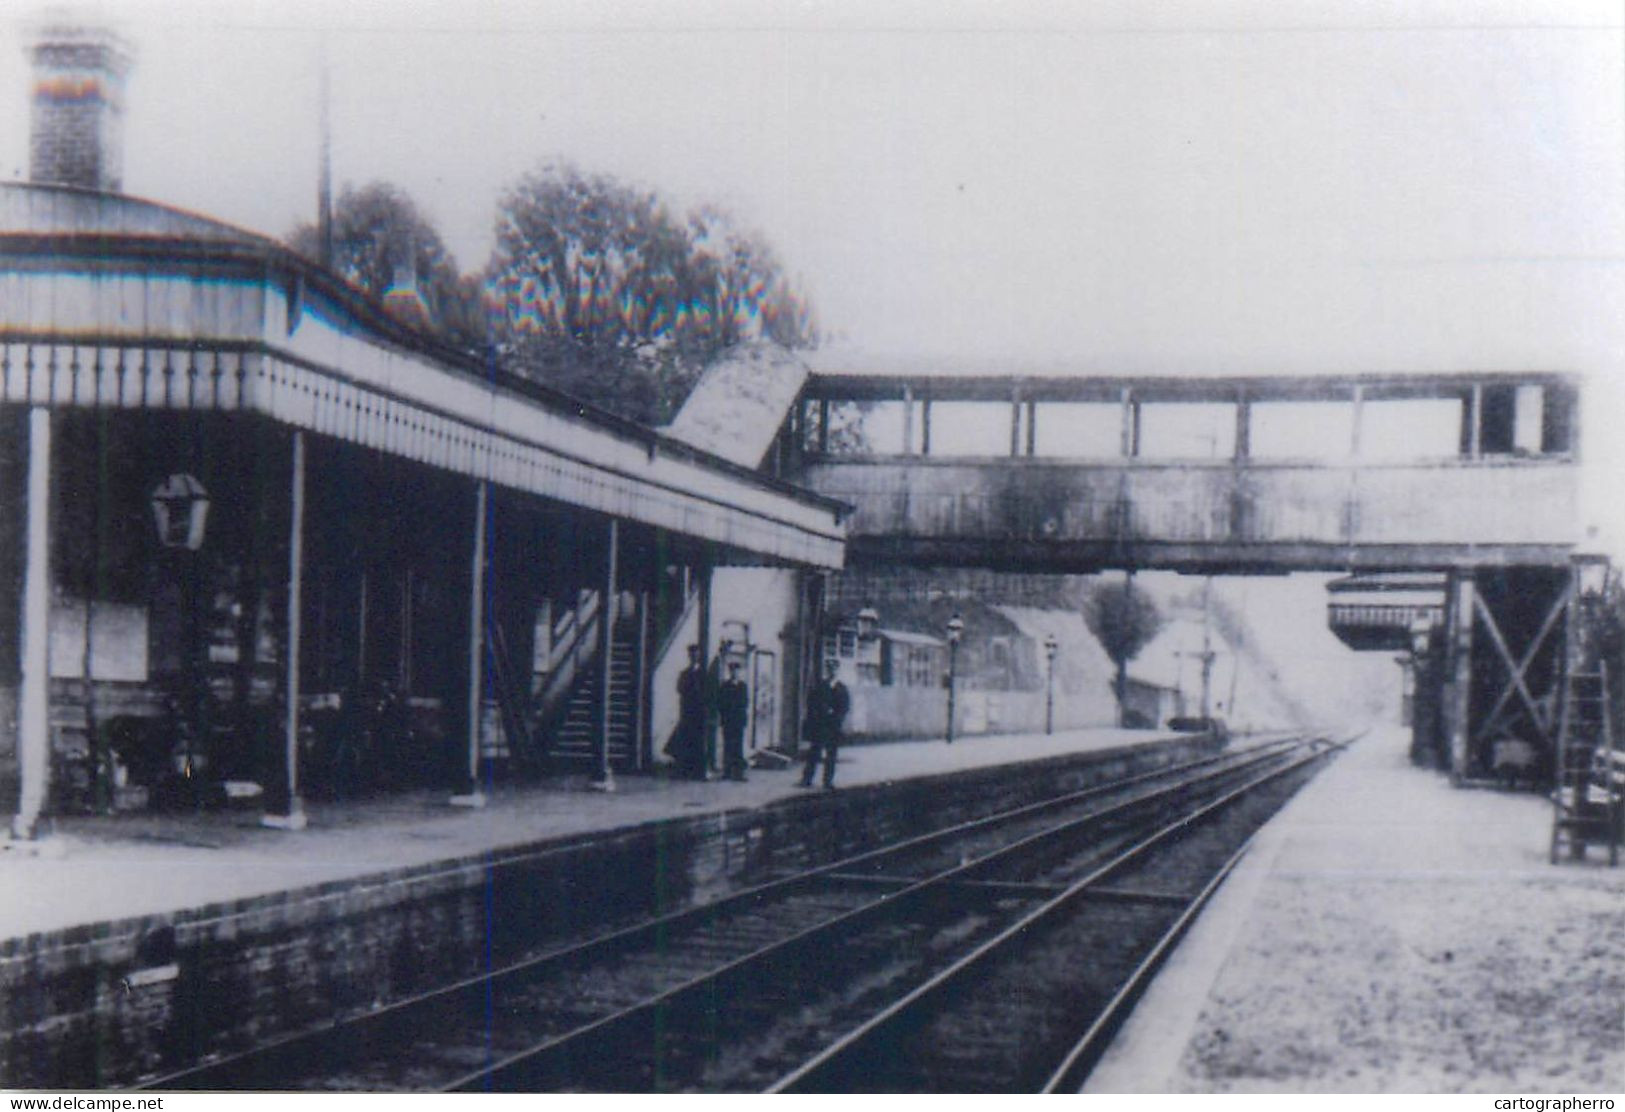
left=141, top=736, right=1274, bottom=1092
left=769, top=736, right=1345, bottom=1092
left=445, top=739, right=1304, bottom=1091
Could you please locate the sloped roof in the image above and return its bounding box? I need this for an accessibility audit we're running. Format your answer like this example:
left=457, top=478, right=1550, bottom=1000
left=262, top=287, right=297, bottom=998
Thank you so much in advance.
left=0, top=181, right=268, bottom=245
left=664, top=341, right=809, bottom=468
left=879, top=628, right=944, bottom=647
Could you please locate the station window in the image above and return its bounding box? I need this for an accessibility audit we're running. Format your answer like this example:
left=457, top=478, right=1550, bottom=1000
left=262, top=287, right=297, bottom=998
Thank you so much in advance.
left=927, top=401, right=1016, bottom=456
left=1360, top=399, right=1460, bottom=460
left=1137, top=403, right=1236, bottom=459
left=1541, top=384, right=1576, bottom=454
left=905, top=646, right=936, bottom=688
left=1030, top=403, right=1121, bottom=458
left=1250, top=401, right=1354, bottom=460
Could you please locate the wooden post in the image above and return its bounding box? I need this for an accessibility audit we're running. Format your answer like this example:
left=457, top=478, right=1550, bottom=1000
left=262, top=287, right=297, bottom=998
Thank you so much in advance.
left=451, top=480, right=488, bottom=807
left=1119, top=388, right=1138, bottom=457
left=1465, top=384, right=1483, bottom=459
left=1010, top=388, right=1022, bottom=457
left=1350, top=384, right=1365, bottom=457
left=592, top=518, right=619, bottom=790
left=921, top=395, right=932, bottom=456
left=635, top=587, right=652, bottom=770
left=1026, top=399, right=1038, bottom=456
left=264, top=429, right=309, bottom=830
left=697, top=559, right=714, bottom=775
left=1446, top=570, right=1476, bottom=783
left=11, top=408, right=52, bottom=840
left=1233, top=395, right=1252, bottom=460
left=784, top=570, right=810, bottom=757
left=902, top=385, right=914, bottom=455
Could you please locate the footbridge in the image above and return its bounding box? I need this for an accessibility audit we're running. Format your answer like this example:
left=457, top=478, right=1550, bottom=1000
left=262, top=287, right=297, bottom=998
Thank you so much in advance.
left=777, top=367, right=1589, bottom=787
left=787, top=370, right=1580, bottom=573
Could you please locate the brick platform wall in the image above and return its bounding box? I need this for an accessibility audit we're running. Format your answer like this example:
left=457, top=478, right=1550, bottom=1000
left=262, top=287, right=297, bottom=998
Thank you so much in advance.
left=0, top=733, right=1219, bottom=1088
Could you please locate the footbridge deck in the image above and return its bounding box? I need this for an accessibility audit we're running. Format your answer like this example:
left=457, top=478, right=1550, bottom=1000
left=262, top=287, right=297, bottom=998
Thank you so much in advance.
left=791, top=370, right=1580, bottom=573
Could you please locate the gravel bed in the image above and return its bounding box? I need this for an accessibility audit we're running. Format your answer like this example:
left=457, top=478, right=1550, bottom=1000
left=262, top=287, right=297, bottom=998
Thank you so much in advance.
left=1176, top=872, right=1625, bottom=1092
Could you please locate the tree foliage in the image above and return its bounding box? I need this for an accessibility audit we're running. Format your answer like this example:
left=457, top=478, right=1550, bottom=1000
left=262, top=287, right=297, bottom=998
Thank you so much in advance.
left=484, top=162, right=817, bottom=424
left=289, top=181, right=486, bottom=351
left=1082, top=577, right=1163, bottom=725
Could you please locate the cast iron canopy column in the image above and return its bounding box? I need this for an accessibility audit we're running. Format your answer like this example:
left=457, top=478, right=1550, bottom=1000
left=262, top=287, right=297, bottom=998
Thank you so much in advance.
left=263, top=429, right=309, bottom=830
left=10, top=407, right=51, bottom=840
left=452, top=480, right=489, bottom=808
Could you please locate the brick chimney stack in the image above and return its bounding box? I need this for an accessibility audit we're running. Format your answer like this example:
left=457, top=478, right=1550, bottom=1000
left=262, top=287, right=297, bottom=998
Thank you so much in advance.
left=27, top=23, right=133, bottom=192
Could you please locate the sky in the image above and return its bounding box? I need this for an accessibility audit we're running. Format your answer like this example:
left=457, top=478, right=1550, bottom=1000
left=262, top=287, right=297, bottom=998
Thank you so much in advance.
left=2, top=0, right=1624, bottom=543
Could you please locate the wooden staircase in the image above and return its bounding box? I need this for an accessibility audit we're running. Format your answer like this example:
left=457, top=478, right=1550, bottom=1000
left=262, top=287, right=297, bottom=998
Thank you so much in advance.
left=547, top=620, right=640, bottom=770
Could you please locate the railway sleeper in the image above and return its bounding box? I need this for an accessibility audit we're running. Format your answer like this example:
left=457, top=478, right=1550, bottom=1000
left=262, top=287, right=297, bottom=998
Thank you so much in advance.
left=1075, top=885, right=1190, bottom=906
left=821, top=871, right=1067, bottom=900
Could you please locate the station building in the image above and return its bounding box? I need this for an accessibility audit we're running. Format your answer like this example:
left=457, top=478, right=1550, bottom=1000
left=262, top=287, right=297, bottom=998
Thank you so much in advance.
left=0, top=25, right=846, bottom=838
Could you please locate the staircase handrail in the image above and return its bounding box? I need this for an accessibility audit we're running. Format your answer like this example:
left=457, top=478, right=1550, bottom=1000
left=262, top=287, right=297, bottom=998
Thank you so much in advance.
left=535, top=591, right=604, bottom=723
left=533, top=590, right=644, bottom=734
left=544, top=591, right=599, bottom=673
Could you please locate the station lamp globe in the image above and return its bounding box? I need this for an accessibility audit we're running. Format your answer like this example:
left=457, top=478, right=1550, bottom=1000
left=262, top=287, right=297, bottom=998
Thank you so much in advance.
left=1575, top=554, right=1610, bottom=600
left=1408, top=615, right=1433, bottom=660
left=856, top=607, right=880, bottom=640
left=150, top=473, right=210, bottom=551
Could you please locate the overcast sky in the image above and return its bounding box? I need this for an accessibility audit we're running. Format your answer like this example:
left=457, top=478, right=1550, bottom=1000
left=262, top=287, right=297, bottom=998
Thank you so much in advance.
left=3, top=0, right=1624, bottom=541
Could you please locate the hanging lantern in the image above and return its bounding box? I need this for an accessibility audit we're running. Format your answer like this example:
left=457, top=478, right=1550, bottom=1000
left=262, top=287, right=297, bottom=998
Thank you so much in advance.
left=1574, top=553, right=1610, bottom=600
left=150, top=473, right=210, bottom=551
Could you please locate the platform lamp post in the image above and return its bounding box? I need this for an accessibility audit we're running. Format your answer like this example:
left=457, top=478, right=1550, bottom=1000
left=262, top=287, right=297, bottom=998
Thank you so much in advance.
left=945, top=613, right=964, bottom=744
left=1407, top=615, right=1434, bottom=768
left=856, top=606, right=880, bottom=690
left=1043, top=633, right=1059, bottom=736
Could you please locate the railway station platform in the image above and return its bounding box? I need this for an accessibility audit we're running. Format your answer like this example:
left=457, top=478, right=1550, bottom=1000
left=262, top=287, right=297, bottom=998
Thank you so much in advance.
left=2, top=723, right=1235, bottom=1089
left=0, top=725, right=1178, bottom=943
left=1085, top=726, right=1625, bottom=1094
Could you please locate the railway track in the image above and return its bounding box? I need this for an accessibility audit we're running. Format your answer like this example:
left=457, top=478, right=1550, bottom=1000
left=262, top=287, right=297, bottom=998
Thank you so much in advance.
left=772, top=741, right=1335, bottom=1092
left=144, top=733, right=1339, bottom=1093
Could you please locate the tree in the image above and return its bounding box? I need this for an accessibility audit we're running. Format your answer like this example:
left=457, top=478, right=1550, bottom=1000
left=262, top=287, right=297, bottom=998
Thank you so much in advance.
left=288, top=182, right=486, bottom=351
left=1082, top=576, right=1163, bottom=727
left=485, top=162, right=817, bottom=425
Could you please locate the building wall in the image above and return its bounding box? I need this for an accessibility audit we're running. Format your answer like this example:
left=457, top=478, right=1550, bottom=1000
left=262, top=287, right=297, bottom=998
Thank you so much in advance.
left=646, top=567, right=801, bottom=762
left=845, top=681, right=1117, bottom=740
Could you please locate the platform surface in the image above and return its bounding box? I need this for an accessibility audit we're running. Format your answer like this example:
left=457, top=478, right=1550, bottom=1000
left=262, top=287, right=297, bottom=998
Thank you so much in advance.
left=0, top=726, right=1174, bottom=943
left=1085, top=726, right=1625, bottom=1094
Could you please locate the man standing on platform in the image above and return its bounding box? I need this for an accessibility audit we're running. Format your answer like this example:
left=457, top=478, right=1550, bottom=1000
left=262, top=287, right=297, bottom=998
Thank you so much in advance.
left=718, top=658, right=750, bottom=781
left=799, top=658, right=850, bottom=789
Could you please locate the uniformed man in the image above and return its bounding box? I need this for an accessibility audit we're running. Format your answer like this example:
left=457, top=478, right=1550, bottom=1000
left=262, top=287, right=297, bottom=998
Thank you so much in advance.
left=718, top=659, right=750, bottom=781
left=799, top=658, right=851, bottom=789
